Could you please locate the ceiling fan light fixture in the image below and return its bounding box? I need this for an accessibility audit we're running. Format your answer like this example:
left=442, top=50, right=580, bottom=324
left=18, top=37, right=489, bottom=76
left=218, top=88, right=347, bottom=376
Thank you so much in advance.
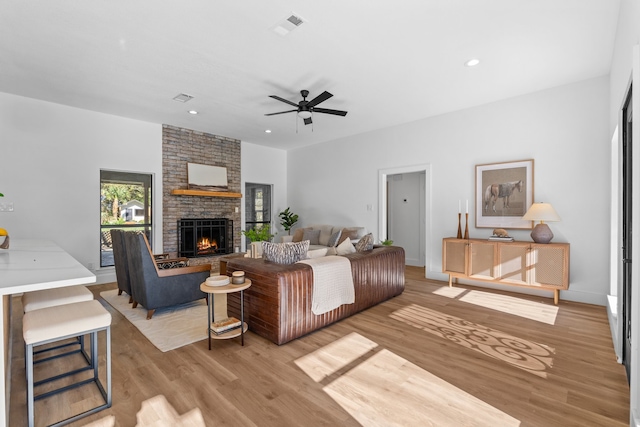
left=297, top=110, right=312, bottom=119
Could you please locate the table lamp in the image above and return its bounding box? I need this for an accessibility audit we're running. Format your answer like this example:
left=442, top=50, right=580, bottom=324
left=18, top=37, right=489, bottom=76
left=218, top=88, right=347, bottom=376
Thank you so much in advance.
left=522, top=202, right=560, bottom=244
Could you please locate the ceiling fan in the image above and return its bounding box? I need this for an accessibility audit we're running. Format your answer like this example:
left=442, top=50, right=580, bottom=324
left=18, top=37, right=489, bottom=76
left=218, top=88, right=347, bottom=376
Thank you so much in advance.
left=265, top=90, right=348, bottom=125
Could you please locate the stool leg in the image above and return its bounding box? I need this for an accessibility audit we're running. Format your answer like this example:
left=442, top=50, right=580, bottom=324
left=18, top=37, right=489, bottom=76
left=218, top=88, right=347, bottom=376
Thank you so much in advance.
left=26, top=343, right=34, bottom=427
left=91, top=331, right=98, bottom=377
left=107, top=326, right=112, bottom=406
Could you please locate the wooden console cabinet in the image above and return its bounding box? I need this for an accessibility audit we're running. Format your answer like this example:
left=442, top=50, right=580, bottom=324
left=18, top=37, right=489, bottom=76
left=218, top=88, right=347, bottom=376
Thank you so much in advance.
left=442, top=238, right=570, bottom=304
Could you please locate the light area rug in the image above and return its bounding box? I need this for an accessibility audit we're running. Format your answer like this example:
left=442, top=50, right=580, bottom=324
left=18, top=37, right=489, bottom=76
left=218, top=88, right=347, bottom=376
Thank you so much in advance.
left=101, top=289, right=207, bottom=352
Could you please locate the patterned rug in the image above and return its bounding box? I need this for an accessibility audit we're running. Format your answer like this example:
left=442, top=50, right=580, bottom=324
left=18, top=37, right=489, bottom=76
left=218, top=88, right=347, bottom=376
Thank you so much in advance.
left=100, top=289, right=207, bottom=352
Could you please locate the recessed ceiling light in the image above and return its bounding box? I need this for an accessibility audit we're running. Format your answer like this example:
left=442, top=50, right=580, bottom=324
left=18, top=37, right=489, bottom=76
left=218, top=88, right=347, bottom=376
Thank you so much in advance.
left=265, top=129, right=272, bottom=133
left=188, top=110, right=198, bottom=115
left=465, top=58, right=480, bottom=67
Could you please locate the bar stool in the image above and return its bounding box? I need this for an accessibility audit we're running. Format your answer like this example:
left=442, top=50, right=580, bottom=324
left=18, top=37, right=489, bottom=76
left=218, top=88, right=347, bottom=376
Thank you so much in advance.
left=22, top=285, right=94, bottom=365
left=23, top=299, right=112, bottom=427
left=22, top=285, right=94, bottom=312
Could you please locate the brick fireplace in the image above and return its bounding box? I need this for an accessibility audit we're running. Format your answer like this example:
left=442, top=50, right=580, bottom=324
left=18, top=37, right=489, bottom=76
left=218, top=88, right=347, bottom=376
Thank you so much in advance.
left=162, top=125, right=242, bottom=271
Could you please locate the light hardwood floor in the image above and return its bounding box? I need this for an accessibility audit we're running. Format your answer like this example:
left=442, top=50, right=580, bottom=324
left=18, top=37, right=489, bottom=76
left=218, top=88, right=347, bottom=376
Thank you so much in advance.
left=9, top=267, right=629, bottom=426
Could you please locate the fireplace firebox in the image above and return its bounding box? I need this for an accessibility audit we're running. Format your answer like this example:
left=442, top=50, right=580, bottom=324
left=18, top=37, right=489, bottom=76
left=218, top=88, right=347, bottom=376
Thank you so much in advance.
left=178, top=218, right=233, bottom=258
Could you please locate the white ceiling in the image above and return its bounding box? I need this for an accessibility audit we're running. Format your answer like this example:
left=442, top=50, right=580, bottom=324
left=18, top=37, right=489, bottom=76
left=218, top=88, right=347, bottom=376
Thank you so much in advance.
left=0, top=1, right=620, bottom=150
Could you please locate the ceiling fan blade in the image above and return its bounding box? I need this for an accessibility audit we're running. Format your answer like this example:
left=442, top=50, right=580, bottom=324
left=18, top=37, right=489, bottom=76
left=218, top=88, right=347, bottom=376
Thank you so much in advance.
left=313, top=107, right=348, bottom=117
left=304, top=117, right=312, bottom=125
left=269, top=95, right=299, bottom=107
left=265, top=109, right=297, bottom=116
left=306, top=91, right=333, bottom=108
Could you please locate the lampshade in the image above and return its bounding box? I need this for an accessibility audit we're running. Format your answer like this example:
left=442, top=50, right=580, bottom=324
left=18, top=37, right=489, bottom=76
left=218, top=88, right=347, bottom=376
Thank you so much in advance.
left=297, top=110, right=312, bottom=119
left=522, top=203, right=560, bottom=223
left=522, top=202, right=560, bottom=244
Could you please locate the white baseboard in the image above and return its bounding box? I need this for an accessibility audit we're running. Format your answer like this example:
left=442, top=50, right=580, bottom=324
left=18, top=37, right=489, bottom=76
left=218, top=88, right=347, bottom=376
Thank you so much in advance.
left=607, top=295, right=622, bottom=363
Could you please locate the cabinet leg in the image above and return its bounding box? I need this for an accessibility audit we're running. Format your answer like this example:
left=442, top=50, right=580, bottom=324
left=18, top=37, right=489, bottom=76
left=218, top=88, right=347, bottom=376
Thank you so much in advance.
left=554, top=290, right=559, bottom=305
left=449, top=275, right=453, bottom=287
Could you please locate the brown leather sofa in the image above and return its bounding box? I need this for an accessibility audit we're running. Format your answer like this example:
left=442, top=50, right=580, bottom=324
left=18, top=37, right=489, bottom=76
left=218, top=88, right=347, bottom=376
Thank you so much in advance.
left=226, top=245, right=405, bottom=345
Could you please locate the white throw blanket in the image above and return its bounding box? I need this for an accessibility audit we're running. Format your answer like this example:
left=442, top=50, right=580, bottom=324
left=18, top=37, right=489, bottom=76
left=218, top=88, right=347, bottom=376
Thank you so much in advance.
left=298, top=256, right=355, bottom=315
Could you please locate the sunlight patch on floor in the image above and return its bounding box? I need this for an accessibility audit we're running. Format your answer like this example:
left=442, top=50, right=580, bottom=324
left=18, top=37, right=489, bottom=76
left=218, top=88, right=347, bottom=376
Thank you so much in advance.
left=460, top=290, right=559, bottom=325
left=432, top=286, right=468, bottom=298
left=295, top=333, right=520, bottom=427
left=390, top=304, right=554, bottom=378
left=294, top=332, right=378, bottom=382
left=432, top=287, right=558, bottom=325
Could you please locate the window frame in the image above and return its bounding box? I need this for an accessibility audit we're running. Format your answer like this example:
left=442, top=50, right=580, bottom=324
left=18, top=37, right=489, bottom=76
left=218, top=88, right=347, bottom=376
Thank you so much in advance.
left=100, top=170, right=153, bottom=267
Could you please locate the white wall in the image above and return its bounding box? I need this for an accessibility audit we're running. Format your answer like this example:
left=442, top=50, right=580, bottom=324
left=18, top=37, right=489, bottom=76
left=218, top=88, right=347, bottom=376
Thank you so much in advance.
left=0, top=93, right=290, bottom=283
left=607, top=0, right=640, bottom=424
left=0, top=92, right=162, bottom=284
left=241, top=141, right=288, bottom=248
left=288, top=75, right=610, bottom=306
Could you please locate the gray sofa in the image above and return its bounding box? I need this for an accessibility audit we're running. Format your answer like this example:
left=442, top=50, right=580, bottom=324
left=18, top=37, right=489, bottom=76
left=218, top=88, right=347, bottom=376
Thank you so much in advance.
left=291, top=224, right=368, bottom=250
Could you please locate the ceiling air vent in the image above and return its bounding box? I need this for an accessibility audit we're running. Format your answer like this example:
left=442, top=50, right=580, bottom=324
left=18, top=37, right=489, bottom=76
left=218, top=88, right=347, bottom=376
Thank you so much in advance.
left=287, top=15, right=304, bottom=27
left=272, top=13, right=305, bottom=36
left=173, top=93, right=194, bottom=103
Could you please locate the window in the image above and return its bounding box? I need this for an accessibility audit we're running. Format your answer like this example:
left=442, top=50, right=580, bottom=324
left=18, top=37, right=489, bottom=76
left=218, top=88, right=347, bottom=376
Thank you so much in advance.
left=244, top=183, right=272, bottom=244
left=100, top=170, right=153, bottom=267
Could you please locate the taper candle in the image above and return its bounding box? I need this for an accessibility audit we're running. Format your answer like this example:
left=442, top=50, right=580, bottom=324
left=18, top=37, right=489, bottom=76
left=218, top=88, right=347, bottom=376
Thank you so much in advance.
left=466, top=200, right=468, bottom=214
left=458, top=200, right=461, bottom=214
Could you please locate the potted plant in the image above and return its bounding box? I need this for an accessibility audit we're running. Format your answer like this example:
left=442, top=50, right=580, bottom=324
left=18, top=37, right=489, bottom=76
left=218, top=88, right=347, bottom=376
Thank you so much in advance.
left=241, top=225, right=274, bottom=242
left=381, top=239, right=394, bottom=246
left=242, top=225, right=274, bottom=258
left=278, top=207, right=299, bottom=235
left=278, top=207, right=299, bottom=242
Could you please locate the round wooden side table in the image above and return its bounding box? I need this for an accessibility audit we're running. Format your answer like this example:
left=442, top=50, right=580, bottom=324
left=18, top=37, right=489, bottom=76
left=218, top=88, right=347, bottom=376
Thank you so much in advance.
left=199, top=279, right=251, bottom=349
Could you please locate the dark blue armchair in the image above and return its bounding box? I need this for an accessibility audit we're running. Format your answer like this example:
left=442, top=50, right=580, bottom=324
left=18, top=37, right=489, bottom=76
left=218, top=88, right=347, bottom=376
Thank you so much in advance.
left=125, top=232, right=210, bottom=319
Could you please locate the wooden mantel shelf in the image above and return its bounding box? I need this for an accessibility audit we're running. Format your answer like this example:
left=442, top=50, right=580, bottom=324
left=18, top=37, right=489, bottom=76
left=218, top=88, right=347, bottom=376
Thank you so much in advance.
left=171, top=189, right=242, bottom=198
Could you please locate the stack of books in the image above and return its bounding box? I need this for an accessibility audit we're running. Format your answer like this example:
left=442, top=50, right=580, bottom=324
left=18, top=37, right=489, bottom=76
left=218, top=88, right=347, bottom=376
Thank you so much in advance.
left=211, top=317, right=241, bottom=335
left=488, top=235, right=514, bottom=242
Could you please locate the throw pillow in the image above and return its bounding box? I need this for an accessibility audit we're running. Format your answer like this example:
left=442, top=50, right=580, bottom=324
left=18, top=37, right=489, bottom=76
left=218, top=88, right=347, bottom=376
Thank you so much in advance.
left=263, top=240, right=310, bottom=264
left=336, top=237, right=356, bottom=255
left=337, top=228, right=359, bottom=245
left=302, top=229, right=321, bottom=245
left=306, top=248, right=328, bottom=259
left=355, top=233, right=374, bottom=252
left=326, top=246, right=338, bottom=256
left=156, top=260, right=189, bottom=269
left=327, top=229, right=342, bottom=247
left=292, top=228, right=307, bottom=243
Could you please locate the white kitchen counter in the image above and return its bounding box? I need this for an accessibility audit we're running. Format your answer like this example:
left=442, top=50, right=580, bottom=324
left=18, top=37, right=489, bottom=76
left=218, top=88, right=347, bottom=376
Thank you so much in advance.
left=0, top=239, right=96, bottom=425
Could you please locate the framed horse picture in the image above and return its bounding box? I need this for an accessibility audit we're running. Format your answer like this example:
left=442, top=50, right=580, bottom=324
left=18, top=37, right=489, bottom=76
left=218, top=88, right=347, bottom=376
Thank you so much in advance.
left=475, top=159, right=534, bottom=229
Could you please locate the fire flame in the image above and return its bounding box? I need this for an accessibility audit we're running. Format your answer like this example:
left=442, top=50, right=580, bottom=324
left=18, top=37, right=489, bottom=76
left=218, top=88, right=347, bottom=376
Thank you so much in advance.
left=197, top=238, right=218, bottom=253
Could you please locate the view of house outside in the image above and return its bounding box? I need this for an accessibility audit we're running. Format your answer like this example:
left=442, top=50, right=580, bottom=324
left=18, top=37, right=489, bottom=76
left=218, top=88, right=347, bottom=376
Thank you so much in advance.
left=100, top=170, right=153, bottom=267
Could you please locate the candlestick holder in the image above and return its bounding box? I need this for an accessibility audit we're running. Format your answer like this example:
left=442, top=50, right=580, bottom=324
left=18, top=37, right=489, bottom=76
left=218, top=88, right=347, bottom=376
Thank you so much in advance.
left=464, top=213, right=469, bottom=239
left=457, top=213, right=462, bottom=239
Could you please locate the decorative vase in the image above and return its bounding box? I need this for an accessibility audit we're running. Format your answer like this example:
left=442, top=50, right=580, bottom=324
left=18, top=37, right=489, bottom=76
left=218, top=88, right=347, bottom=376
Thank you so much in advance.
left=250, top=241, right=263, bottom=258
left=0, top=234, right=9, bottom=249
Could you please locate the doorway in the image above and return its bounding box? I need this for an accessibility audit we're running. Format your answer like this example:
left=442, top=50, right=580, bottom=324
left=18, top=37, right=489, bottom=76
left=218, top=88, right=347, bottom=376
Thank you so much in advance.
left=387, top=172, right=425, bottom=266
left=379, top=164, right=431, bottom=272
